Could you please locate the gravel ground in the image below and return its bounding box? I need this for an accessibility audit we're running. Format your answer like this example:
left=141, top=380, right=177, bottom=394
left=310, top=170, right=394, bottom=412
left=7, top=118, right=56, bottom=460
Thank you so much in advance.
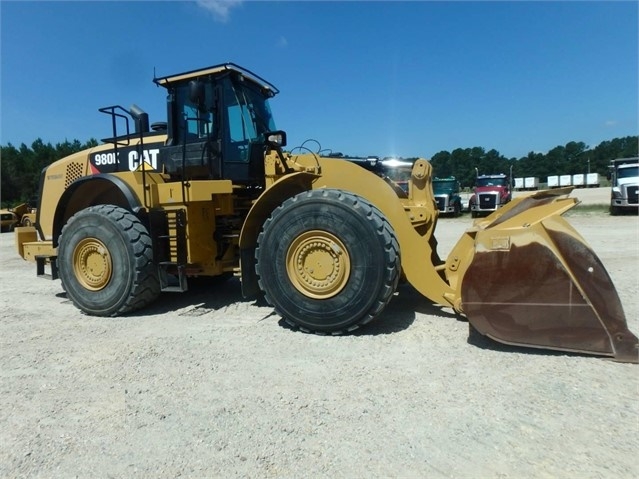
left=1, top=187, right=637, bottom=479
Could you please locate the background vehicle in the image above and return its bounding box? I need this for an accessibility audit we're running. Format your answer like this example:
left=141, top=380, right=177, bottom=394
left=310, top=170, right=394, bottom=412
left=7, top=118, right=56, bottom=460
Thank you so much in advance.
left=432, top=176, right=462, bottom=216
left=469, top=173, right=512, bottom=218
left=609, top=157, right=639, bottom=215
left=0, top=203, right=37, bottom=231
left=0, top=210, right=18, bottom=232
left=14, top=63, right=638, bottom=362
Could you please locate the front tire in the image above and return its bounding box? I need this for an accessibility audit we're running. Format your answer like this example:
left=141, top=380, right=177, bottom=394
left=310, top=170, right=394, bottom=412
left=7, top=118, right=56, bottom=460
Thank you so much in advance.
left=256, top=189, right=400, bottom=334
left=58, top=205, right=160, bottom=316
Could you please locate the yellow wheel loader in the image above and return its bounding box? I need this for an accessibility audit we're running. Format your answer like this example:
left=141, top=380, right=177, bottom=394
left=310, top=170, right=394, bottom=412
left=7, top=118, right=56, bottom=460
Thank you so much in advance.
left=15, top=63, right=638, bottom=362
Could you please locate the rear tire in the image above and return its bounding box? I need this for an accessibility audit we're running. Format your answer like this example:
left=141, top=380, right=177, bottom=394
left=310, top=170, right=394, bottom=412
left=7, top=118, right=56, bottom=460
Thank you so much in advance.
left=256, top=189, right=400, bottom=333
left=58, top=205, right=160, bottom=316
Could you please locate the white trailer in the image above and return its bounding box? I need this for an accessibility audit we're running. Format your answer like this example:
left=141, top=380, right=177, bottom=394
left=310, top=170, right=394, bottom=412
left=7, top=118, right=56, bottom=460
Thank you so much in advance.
left=514, top=177, right=524, bottom=190
left=547, top=175, right=559, bottom=188
left=572, top=174, right=585, bottom=187
left=559, top=175, right=572, bottom=187
left=524, top=177, right=539, bottom=190
left=586, top=173, right=600, bottom=187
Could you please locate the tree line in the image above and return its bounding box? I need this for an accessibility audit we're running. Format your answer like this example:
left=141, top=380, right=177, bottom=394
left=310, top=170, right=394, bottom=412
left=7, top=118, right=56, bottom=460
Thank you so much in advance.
left=426, top=135, right=638, bottom=189
left=1, top=138, right=98, bottom=207
left=1, top=135, right=637, bottom=207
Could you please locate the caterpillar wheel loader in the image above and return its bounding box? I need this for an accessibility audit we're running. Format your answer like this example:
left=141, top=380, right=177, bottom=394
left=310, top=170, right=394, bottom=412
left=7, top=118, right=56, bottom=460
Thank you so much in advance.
left=14, top=63, right=638, bottom=363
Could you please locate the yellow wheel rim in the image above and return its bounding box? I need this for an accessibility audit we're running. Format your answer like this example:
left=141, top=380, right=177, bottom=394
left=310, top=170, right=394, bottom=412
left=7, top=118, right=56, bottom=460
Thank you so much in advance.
left=72, top=238, right=113, bottom=291
left=286, top=230, right=351, bottom=299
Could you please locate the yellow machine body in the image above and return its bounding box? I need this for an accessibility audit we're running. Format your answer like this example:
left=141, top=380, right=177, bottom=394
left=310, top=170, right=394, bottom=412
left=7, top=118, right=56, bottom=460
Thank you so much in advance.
left=15, top=62, right=638, bottom=362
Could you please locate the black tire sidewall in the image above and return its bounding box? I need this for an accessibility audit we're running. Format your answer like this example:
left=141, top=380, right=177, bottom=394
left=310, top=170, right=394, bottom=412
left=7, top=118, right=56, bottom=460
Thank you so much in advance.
left=58, top=208, right=137, bottom=316
left=257, top=192, right=392, bottom=332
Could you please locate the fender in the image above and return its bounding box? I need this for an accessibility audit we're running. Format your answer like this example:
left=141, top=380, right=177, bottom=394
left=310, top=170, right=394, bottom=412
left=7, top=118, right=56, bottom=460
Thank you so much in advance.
left=52, top=174, right=143, bottom=246
left=238, top=159, right=457, bottom=307
left=239, top=172, right=315, bottom=297
left=309, top=158, right=457, bottom=307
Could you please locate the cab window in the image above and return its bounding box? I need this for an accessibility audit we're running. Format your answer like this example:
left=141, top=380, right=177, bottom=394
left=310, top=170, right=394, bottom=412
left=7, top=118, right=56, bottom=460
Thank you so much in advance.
left=175, top=84, right=215, bottom=142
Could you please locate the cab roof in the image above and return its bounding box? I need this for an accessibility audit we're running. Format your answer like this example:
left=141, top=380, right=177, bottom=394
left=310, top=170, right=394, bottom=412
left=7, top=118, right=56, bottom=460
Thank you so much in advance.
left=153, top=62, right=279, bottom=95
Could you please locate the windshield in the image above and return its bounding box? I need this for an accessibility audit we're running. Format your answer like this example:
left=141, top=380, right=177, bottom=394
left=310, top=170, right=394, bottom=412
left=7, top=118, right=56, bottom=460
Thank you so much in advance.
left=224, top=79, right=277, bottom=143
left=476, top=177, right=507, bottom=187
left=433, top=180, right=457, bottom=193
left=618, top=166, right=638, bottom=179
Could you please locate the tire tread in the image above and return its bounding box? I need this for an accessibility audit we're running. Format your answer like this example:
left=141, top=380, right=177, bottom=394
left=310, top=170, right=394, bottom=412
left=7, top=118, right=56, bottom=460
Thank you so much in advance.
left=256, top=189, right=400, bottom=334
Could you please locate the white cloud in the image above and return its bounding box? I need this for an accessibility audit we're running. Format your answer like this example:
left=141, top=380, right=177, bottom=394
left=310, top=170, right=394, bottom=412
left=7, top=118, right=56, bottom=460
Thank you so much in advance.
left=196, top=0, right=243, bottom=23
left=604, top=120, right=618, bottom=127
left=277, top=36, right=288, bottom=48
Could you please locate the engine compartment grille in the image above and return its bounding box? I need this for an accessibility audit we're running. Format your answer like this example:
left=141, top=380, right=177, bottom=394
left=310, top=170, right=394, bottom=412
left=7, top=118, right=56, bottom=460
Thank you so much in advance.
left=479, top=193, right=497, bottom=209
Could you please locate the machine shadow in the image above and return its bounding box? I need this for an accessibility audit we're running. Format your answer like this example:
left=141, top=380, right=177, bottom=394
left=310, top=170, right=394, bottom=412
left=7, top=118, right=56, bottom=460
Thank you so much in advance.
left=132, top=277, right=261, bottom=317
left=276, top=283, right=461, bottom=336
left=61, top=279, right=607, bottom=360
left=353, top=283, right=459, bottom=335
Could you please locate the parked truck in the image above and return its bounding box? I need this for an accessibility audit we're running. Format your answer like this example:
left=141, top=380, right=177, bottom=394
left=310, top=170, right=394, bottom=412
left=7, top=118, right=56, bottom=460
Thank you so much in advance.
left=469, top=173, right=512, bottom=218
left=12, top=62, right=638, bottom=362
left=432, top=177, right=462, bottom=216
left=609, top=157, right=639, bottom=215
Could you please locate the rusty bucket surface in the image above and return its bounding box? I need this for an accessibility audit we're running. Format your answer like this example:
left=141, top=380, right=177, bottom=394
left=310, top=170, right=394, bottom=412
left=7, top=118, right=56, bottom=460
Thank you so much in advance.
left=459, top=190, right=638, bottom=363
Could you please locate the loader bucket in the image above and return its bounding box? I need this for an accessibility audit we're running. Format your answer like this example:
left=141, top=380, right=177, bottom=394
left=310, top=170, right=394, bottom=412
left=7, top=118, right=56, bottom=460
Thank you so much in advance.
left=458, top=190, right=638, bottom=363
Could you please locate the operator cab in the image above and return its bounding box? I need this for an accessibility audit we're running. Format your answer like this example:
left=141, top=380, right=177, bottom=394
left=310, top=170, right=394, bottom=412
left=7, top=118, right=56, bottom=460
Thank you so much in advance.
left=153, top=63, right=284, bottom=185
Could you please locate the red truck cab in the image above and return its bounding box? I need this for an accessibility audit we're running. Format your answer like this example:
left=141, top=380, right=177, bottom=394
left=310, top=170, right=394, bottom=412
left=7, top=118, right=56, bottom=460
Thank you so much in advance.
left=469, top=173, right=512, bottom=218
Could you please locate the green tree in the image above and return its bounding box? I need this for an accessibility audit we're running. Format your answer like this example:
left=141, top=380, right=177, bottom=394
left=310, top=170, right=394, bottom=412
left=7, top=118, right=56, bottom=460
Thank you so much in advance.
left=1, top=138, right=97, bottom=207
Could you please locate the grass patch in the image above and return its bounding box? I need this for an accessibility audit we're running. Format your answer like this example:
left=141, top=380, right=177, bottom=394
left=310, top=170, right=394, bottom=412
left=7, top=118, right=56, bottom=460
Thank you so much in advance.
left=564, top=203, right=610, bottom=216
left=565, top=203, right=639, bottom=216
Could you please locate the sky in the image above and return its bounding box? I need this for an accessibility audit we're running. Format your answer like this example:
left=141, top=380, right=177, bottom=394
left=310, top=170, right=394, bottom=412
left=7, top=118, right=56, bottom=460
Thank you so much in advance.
left=0, top=0, right=637, bottom=159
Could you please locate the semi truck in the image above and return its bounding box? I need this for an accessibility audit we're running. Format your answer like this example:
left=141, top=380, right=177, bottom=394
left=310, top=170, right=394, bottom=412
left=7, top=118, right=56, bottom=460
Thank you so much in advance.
left=609, top=157, right=639, bottom=215
left=432, top=176, right=462, bottom=216
left=469, top=173, right=512, bottom=218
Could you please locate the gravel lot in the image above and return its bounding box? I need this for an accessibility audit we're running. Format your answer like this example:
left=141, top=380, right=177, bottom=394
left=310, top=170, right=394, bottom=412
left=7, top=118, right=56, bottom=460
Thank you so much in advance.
left=1, top=187, right=637, bottom=478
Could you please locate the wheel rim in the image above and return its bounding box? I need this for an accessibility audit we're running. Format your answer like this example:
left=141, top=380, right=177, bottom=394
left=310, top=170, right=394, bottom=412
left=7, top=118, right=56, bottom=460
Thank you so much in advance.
left=72, top=237, right=113, bottom=291
left=286, top=230, right=351, bottom=299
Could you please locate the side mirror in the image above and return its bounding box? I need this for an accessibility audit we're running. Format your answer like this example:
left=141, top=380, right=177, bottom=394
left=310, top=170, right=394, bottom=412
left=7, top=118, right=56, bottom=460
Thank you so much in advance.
left=265, top=130, right=287, bottom=148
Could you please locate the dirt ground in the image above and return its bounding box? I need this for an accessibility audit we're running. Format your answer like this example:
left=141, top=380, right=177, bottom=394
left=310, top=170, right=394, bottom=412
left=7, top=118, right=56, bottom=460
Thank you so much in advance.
left=1, top=187, right=637, bottom=478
